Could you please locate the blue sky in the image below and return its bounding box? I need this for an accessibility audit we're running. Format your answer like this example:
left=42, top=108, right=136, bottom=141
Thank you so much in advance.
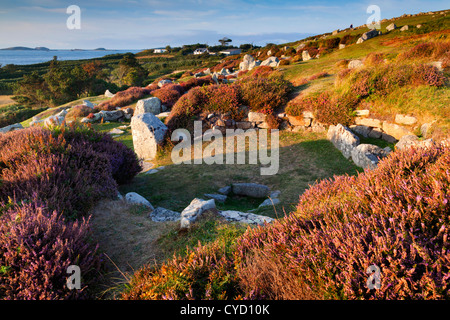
left=0, top=0, right=448, bottom=49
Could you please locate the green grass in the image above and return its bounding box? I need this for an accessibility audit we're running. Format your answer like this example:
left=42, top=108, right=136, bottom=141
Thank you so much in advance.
left=118, top=131, right=362, bottom=218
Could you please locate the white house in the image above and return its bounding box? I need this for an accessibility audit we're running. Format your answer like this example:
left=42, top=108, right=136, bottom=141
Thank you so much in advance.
left=219, top=48, right=242, bottom=56
left=154, top=48, right=167, bottom=53
left=193, top=48, right=209, bottom=55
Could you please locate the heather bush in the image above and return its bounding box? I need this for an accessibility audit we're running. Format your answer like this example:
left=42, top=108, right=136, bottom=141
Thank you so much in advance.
left=179, top=76, right=214, bottom=92
left=122, top=143, right=450, bottom=300
left=247, top=66, right=274, bottom=78
left=211, top=59, right=240, bottom=72
left=237, top=75, right=293, bottom=114
left=98, top=86, right=151, bottom=111
left=151, top=87, right=182, bottom=108
left=166, top=84, right=244, bottom=132
left=398, top=41, right=450, bottom=61
left=0, top=128, right=117, bottom=218
left=236, top=143, right=450, bottom=299
left=0, top=202, right=101, bottom=299
left=66, top=105, right=96, bottom=120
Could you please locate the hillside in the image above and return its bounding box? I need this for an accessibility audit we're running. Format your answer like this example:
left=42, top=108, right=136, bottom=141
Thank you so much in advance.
left=0, top=9, right=449, bottom=301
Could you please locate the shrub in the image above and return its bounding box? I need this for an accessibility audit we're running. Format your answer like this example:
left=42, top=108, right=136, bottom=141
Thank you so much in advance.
left=278, top=59, right=291, bottom=66
left=236, top=143, right=450, bottom=299
left=248, top=66, right=274, bottom=78
left=0, top=202, right=101, bottom=299
left=66, top=105, right=95, bottom=119
left=237, top=75, right=292, bottom=114
left=0, top=128, right=117, bottom=218
left=179, top=76, right=214, bottom=92
left=151, top=88, right=182, bottom=108
left=166, top=84, right=244, bottom=132
left=364, top=52, right=386, bottom=66
left=211, top=59, right=240, bottom=72
left=307, top=71, right=329, bottom=81
left=399, top=41, right=450, bottom=61
left=98, top=86, right=151, bottom=111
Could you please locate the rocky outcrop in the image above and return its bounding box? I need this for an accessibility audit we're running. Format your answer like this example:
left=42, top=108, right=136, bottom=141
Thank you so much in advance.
left=131, top=113, right=168, bottom=160
left=382, top=121, right=414, bottom=140
left=158, top=79, right=172, bottom=88
left=105, top=89, right=115, bottom=98
left=394, top=114, right=417, bottom=125
left=327, top=124, right=360, bottom=159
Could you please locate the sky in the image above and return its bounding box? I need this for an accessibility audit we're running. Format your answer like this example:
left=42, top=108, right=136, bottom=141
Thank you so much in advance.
left=0, top=0, right=448, bottom=50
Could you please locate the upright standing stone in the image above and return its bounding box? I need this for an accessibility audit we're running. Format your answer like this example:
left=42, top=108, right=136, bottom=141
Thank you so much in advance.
left=131, top=113, right=168, bottom=160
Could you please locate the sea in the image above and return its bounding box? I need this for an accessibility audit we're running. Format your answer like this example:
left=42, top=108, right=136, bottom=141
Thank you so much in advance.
left=0, top=49, right=142, bottom=66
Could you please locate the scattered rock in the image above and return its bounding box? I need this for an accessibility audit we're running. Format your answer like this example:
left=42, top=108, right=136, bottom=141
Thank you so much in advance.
left=232, top=183, right=270, bottom=198
left=131, top=113, right=168, bottom=160
left=357, top=29, right=381, bottom=43
left=260, top=56, right=279, bottom=68
left=258, top=198, right=281, bottom=208
left=204, top=193, right=227, bottom=203
left=83, top=100, right=95, bottom=108
left=218, top=210, right=274, bottom=225
left=395, top=135, right=420, bottom=150
left=302, top=50, right=312, bottom=61
left=339, top=44, right=346, bottom=49
left=109, top=128, right=125, bottom=135
left=327, top=124, right=360, bottom=159
left=218, top=186, right=232, bottom=195
left=382, top=121, right=414, bottom=140
left=348, top=59, right=364, bottom=69
left=395, top=114, right=417, bottom=125
left=355, top=109, right=370, bottom=117
left=400, top=25, right=409, bottom=31
left=350, top=125, right=372, bottom=137
left=368, top=128, right=383, bottom=139
left=180, top=198, right=216, bottom=229
left=125, top=192, right=154, bottom=210
left=270, top=190, right=281, bottom=198
left=351, top=144, right=389, bottom=169
left=355, top=117, right=382, bottom=128
left=386, top=23, right=397, bottom=31
left=248, top=111, right=266, bottom=123
left=135, top=97, right=162, bottom=115
left=158, top=79, right=172, bottom=88
left=149, top=207, right=181, bottom=222
left=105, top=89, right=115, bottom=98
left=420, top=122, right=435, bottom=138
left=101, top=110, right=125, bottom=122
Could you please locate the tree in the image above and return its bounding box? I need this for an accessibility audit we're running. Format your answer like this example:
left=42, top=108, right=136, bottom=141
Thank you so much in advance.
left=116, top=54, right=147, bottom=86
left=219, top=37, right=232, bottom=46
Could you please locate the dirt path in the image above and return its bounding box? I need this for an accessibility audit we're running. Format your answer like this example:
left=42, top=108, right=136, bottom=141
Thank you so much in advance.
left=89, top=199, right=178, bottom=298
left=0, top=95, right=14, bottom=106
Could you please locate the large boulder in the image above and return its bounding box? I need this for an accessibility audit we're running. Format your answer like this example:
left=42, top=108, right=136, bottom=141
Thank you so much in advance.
left=180, top=198, right=216, bottom=229
left=131, top=113, right=168, bottom=160
left=0, top=123, right=23, bottom=134
left=351, top=144, right=389, bottom=169
left=260, top=56, right=279, bottom=68
left=327, top=124, right=360, bottom=159
left=44, top=109, right=67, bottom=127
left=248, top=111, right=266, bottom=123
left=232, top=183, right=270, bottom=198
left=135, top=97, right=162, bottom=115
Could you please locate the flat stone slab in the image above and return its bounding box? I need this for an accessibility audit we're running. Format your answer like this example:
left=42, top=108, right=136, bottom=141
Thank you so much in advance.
left=149, top=207, right=181, bottom=222
left=180, top=198, right=216, bottom=229
left=204, top=193, right=227, bottom=203
left=232, top=183, right=270, bottom=198
left=218, top=186, right=232, bottom=195
left=125, top=192, right=154, bottom=210
left=219, top=210, right=274, bottom=225
left=259, top=198, right=281, bottom=208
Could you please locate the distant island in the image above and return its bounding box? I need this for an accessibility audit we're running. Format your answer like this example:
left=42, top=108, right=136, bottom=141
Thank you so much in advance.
left=0, top=46, right=50, bottom=51
left=1, top=47, right=109, bottom=51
